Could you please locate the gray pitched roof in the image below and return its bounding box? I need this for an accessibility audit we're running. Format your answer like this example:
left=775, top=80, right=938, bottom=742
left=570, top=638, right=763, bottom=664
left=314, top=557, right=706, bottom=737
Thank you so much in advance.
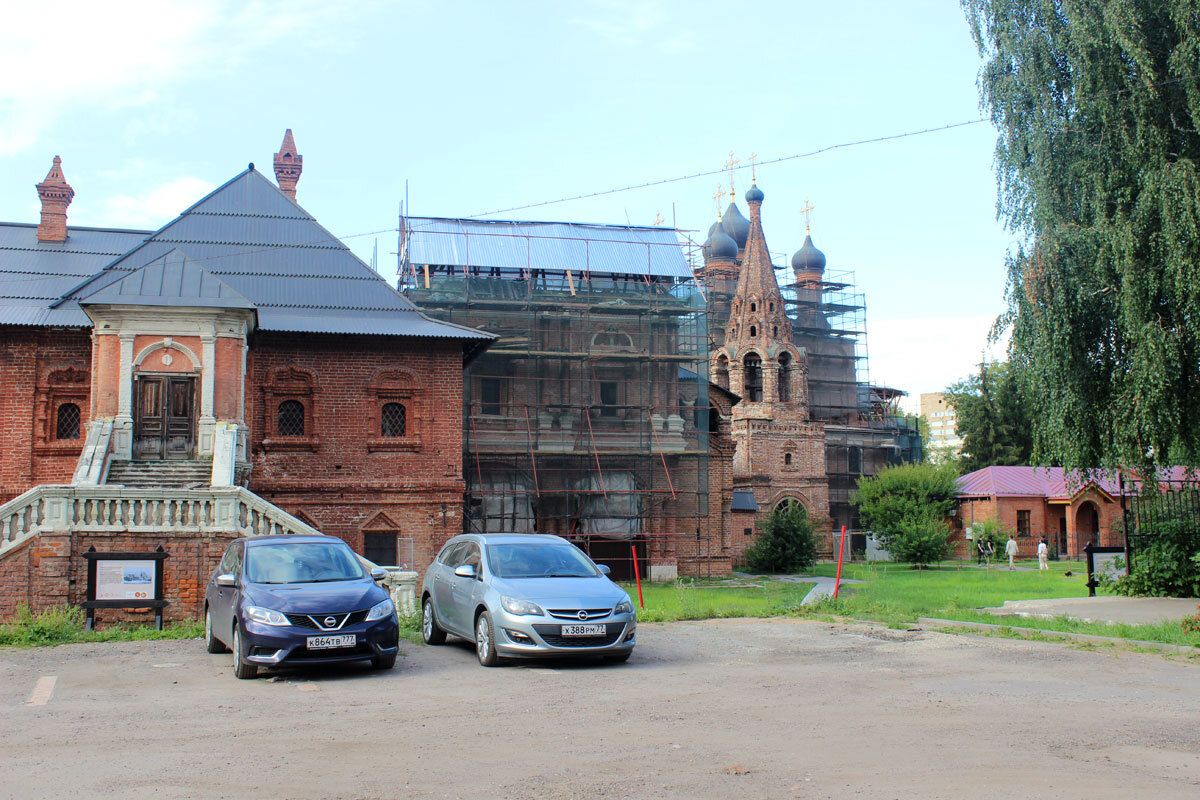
left=0, top=223, right=150, bottom=326
left=8, top=166, right=492, bottom=361
left=80, top=249, right=254, bottom=309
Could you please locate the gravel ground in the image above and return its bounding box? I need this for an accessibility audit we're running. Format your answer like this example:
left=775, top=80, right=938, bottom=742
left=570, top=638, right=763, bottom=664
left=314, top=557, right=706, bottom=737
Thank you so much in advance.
left=2, top=618, right=1198, bottom=799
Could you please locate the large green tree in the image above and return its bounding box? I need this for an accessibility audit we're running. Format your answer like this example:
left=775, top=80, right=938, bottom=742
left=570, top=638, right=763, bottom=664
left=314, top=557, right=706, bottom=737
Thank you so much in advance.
left=962, top=1, right=1200, bottom=475
left=945, top=360, right=1034, bottom=471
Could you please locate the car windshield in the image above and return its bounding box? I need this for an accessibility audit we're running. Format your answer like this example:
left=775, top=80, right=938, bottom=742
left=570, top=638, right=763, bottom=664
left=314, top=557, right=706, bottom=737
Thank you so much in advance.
left=487, top=543, right=599, bottom=579
left=245, top=541, right=364, bottom=584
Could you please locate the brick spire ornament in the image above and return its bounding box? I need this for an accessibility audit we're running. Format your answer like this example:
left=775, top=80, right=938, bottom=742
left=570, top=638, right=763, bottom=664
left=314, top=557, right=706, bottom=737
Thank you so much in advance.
left=273, top=129, right=303, bottom=200
left=36, top=156, right=74, bottom=242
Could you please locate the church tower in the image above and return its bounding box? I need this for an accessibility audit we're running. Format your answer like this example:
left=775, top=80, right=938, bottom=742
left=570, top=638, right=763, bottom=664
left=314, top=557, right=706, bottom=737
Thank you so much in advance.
left=710, top=183, right=830, bottom=532
left=274, top=129, right=303, bottom=200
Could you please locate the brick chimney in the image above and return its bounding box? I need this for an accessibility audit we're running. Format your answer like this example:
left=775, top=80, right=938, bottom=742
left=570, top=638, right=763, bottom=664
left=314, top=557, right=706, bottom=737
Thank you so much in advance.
left=273, top=129, right=302, bottom=201
left=36, top=156, right=74, bottom=242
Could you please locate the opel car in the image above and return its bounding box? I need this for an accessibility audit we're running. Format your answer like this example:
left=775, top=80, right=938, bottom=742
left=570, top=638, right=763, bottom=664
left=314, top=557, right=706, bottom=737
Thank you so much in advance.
left=204, top=535, right=399, bottom=679
left=420, top=533, right=636, bottom=666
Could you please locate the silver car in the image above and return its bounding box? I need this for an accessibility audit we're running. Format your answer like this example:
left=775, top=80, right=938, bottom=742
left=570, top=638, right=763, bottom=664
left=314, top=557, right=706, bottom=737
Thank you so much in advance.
left=420, top=534, right=636, bottom=666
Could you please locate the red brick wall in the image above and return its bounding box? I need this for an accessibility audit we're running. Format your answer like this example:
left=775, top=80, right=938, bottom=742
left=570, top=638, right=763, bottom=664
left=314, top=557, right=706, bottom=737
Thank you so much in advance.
left=0, top=531, right=236, bottom=623
left=246, top=333, right=467, bottom=569
left=0, top=327, right=92, bottom=503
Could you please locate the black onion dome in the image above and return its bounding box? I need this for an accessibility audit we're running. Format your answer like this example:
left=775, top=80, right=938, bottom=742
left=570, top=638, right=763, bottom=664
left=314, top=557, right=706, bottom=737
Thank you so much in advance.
left=745, top=184, right=764, bottom=203
left=703, top=223, right=739, bottom=261
left=791, top=234, right=827, bottom=274
left=707, top=220, right=722, bottom=238
left=721, top=202, right=750, bottom=249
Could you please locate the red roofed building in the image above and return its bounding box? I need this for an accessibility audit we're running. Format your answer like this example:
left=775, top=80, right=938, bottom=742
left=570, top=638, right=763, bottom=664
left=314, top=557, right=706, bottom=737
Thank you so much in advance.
left=954, top=465, right=1194, bottom=558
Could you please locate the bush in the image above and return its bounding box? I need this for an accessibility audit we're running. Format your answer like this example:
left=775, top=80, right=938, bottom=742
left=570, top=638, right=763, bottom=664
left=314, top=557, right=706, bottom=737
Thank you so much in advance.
left=1112, top=493, right=1200, bottom=597
left=882, top=516, right=954, bottom=568
left=0, top=604, right=87, bottom=646
left=743, top=504, right=818, bottom=573
left=970, top=516, right=1011, bottom=556
left=852, top=463, right=959, bottom=537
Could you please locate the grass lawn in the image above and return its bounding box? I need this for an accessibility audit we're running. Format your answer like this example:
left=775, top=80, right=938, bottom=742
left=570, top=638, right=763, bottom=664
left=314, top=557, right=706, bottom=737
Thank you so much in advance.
left=621, top=560, right=1200, bottom=650
left=0, top=605, right=203, bottom=648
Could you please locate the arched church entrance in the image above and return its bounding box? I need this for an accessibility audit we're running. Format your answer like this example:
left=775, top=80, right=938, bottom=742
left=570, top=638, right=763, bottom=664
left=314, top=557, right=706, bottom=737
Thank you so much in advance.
left=1075, top=501, right=1100, bottom=554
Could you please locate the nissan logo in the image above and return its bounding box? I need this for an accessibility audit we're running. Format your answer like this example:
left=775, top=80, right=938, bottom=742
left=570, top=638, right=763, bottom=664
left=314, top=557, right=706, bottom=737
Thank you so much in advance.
left=323, top=616, right=337, bottom=627
left=577, top=610, right=588, bottom=621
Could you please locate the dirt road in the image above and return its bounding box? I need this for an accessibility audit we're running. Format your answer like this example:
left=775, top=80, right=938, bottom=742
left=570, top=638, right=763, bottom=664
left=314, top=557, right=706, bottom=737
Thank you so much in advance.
left=2, top=619, right=1198, bottom=799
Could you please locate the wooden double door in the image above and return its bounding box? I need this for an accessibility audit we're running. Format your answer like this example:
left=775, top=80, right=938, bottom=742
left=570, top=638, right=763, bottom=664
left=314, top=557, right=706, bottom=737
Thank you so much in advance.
left=134, top=375, right=195, bottom=460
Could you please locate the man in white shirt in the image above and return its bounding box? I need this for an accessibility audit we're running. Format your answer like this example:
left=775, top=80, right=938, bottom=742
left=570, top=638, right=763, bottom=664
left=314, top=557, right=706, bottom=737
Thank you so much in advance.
left=1005, top=535, right=1019, bottom=570
left=1037, top=538, right=1049, bottom=571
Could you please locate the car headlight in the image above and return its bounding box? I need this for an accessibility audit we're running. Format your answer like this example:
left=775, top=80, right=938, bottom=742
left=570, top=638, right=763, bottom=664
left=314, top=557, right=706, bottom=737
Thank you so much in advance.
left=244, top=605, right=288, bottom=626
left=614, top=599, right=633, bottom=615
left=365, top=598, right=395, bottom=621
left=500, top=596, right=544, bottom=616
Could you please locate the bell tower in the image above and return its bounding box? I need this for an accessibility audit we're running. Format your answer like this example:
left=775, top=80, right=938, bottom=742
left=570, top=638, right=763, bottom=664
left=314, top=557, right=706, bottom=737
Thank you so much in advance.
left=274, top=129, right=303, bottom=201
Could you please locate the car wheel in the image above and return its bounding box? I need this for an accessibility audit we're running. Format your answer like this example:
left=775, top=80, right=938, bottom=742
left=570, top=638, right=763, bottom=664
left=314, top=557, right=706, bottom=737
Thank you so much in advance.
left=421, top=598, right=446, bottom=645
left=474, top=610, right=501, bottom=667
left=604, top=651, right=632, bottom=664
left=372, top=652, right=397, bottom=670
left=205, top=607, right=228, bottom=654
left=231, top=624, right=258, bottom=680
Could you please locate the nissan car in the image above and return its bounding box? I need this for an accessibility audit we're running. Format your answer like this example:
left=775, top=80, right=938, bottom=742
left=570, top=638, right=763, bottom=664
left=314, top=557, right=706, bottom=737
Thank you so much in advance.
left=204, top=535, right=399, bottom=679
left=420, top=533, right=636, bottom=666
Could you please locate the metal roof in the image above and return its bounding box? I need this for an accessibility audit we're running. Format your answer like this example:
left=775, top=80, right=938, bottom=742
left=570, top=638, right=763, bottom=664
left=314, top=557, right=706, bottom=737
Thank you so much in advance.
left=80, top=249, right=254, bottom=310
left=956, top=465, right=1196, bottom=500
left=0, top=223, right=149, bottom=326
left=0, top=167, right=493, bottom=360
left=731, top=490, right=759, bottom=512
left=403, top=217, right=692, bottom=278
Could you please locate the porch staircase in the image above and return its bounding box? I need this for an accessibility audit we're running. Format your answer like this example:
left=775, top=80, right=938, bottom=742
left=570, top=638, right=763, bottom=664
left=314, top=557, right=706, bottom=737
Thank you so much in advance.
left=106, top=460, right=212, bottom=489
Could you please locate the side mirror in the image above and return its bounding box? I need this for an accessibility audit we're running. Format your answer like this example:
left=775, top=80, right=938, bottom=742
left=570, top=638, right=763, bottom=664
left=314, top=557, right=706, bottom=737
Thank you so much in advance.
left=216, top=573, right=236, bottom=588
left=597, top=564, right=612, bottom=576
left=454, top=564, right=478, bottom=579
left=370, top=567, right=388, bottom=583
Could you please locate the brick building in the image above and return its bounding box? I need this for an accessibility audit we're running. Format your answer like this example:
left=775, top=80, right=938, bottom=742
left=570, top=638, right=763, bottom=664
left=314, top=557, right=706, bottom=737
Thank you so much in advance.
left=0, top=133, right=492, bottom=620
left=694, top=183, right=922, bottom=550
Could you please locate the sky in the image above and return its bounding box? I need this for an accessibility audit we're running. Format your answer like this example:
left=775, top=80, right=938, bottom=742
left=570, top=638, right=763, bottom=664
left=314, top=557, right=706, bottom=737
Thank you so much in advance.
left=0, top=0, right=1015, bottom=410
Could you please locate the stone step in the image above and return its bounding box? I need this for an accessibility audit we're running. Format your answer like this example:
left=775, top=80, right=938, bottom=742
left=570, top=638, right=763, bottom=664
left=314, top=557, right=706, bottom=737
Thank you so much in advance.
left=105, top=461, right=212, bottom=488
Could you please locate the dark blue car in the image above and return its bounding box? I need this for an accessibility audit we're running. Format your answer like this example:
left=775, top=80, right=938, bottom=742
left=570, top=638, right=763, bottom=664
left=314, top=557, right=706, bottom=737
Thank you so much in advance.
left=204, top=535, right=400, bottom=679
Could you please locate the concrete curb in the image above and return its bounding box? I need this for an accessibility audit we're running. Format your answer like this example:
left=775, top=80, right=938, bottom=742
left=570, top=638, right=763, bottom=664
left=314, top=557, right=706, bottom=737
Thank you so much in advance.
left=916, top=616, right=1200, bottom=656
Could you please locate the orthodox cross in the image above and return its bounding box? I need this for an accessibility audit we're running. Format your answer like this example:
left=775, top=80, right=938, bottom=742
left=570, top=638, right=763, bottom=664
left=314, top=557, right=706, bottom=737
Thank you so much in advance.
left=749, top=152, right=758, bottom=183
left=713, top=183, right=724, bottom=219
left=724, top=152, right=739, bottom=200
left=800, top=198, right=815, bottom=234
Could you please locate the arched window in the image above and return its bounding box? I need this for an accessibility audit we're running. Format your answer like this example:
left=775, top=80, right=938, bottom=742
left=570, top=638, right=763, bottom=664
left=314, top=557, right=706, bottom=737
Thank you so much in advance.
left=778, top=352, right=791, bottom=402
left=784, top=453, right=792, bottom=466
left=750, top=325, right=757, bottom=337
left=750, top=302, right=756, bottom=312
left=772, top=325, right=778, bottom=338
left=744, top=354, right=763, bottom=402
left=381, top=402, right=406, bottom=437
left=769, top=302, right=774, bottom=312
left=56, top=402, right=81, bottom=440
left=277, top=400, right=305, bottom=437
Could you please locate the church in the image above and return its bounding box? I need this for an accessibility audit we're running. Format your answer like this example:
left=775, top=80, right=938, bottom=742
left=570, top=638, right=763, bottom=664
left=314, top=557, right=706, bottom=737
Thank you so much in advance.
left=0, top=133, right=492, bottom=619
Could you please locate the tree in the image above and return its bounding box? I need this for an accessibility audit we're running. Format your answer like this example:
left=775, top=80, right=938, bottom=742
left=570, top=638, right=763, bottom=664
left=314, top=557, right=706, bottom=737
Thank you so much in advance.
left=743, top=503, right=818, bottom=573
left=962, top=1, right=1200, bottom=477
left=945, top=360, right=1033, bottom=472
left=885, top=517, right=955, bottom=568
left=852, top=463, right=960, bottom=537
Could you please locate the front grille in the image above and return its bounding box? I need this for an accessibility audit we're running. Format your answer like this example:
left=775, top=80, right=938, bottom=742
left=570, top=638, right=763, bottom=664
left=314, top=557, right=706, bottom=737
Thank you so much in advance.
left=287, top=641, right=375, bottom=661
left=546, top=608, right=613, bottom=621
left=284, top=610, right=369, bottom=630
left=533, top=623, right=624, bottom=647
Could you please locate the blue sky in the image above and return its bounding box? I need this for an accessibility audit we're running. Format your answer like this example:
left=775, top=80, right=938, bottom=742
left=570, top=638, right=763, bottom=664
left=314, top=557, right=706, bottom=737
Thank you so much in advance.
left=0, top=0, right=1013, bottom=407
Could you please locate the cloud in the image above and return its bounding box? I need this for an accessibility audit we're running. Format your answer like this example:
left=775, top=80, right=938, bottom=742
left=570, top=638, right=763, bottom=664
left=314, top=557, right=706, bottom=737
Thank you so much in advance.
left=866, top=315, right=1010, bottom=412
left=0, top=0, right=366, bottom=156
left=93, top=177, right=217, bottom=228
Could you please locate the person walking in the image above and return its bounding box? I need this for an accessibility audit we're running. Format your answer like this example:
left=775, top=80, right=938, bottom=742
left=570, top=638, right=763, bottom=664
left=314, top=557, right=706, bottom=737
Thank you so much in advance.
left=976, top=535, right=987, bottom=566
left=984, top=537, right=995, bottom=569
left=1037, top=538, right=1049, bottom=571
left=1005, top=535, right=1019, bottom=570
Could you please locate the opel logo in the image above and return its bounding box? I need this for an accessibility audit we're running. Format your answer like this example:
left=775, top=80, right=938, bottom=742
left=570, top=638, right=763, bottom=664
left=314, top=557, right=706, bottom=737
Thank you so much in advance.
left=577, top=610, right=588, bottom=621
left=323, top=616, right=337, bottom=627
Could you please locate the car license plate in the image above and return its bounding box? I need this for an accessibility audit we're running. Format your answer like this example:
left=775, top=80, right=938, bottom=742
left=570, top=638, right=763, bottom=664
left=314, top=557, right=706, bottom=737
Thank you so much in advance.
left=307, top=634, right=356, bottom=649
left=560, top=624, right=606, bottom=637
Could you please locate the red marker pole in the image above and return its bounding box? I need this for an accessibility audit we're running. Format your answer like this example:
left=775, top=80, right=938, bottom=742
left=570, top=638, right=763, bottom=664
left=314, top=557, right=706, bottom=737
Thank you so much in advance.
left=631, top=541, right=644, bottom=609
left=833, top=525, right=847, bottom=599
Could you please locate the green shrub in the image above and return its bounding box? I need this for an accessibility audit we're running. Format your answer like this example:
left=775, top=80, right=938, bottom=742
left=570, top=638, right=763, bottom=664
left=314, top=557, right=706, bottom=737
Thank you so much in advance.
left=0, top=604, right=88, bottom=646
left=1113, top=493, right=1200, bottom=597
left=743, top=504, right=818, bottom=573
left=882, top=516, right=954, bottom=568
left=852, top=463, right=959, bottom=537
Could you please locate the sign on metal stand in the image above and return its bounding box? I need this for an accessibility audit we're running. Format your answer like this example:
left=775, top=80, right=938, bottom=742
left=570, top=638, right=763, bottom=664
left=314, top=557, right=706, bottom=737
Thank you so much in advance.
left=81, top=546, right=170, bottom=630
left=1083, top=543, right=1126, bottom=597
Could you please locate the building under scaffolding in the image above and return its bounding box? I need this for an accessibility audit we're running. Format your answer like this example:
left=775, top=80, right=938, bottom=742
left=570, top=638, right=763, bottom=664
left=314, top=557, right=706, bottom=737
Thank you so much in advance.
left=400, top=218, right=723, bottom=578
